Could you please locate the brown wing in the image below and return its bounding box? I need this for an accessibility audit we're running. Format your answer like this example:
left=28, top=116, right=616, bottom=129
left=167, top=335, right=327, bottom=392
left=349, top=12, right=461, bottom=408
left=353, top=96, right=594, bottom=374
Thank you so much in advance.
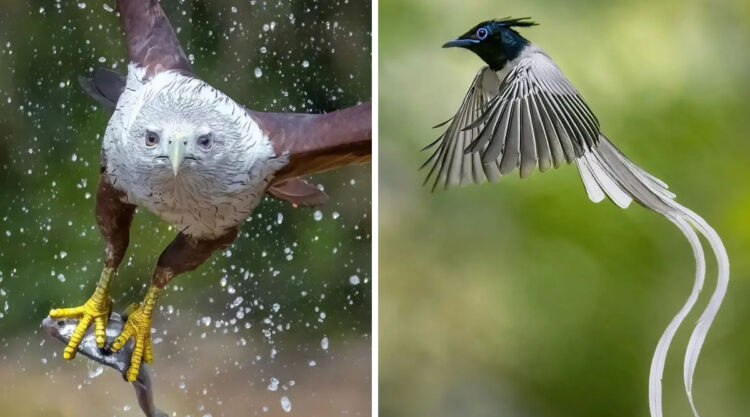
left=116, top=0, right=191, bottom=78
left=266, top=179, right=329, bottom=207
left=250, top=102, right=372, bottom=183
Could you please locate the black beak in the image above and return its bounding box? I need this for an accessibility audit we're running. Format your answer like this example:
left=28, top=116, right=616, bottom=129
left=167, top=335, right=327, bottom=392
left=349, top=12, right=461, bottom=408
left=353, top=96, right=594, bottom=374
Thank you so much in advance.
left=442, top=38, right=478, bottom=48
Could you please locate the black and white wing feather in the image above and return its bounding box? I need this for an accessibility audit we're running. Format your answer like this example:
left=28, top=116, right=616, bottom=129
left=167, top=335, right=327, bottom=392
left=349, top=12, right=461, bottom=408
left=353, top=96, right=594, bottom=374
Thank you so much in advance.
left=423, top=47, right=601, bottom=188
left=422, top=66, right=501, bottom=190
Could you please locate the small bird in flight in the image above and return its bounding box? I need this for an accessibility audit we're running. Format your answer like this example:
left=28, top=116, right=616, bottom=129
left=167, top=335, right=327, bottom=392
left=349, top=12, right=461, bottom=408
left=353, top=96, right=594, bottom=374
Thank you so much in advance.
left=49, top=0, right=370, bottom=383
left=423, top=17, right=728, bottom=417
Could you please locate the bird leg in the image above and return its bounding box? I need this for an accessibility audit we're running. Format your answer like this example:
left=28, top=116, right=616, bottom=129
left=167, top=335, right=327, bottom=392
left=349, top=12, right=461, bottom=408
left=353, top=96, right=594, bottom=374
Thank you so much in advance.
left=48, top=174, right=135, bottom=358
left=111, top=228, right=239, bottom=382
left=49, top=268, right=115, bottom=357
left=110, top=285, right=161, bottom=381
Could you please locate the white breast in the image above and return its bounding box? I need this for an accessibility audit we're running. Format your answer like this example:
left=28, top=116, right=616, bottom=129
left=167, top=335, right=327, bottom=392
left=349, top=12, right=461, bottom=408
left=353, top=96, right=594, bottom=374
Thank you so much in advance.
left=131, top=174, right=265, bottom=238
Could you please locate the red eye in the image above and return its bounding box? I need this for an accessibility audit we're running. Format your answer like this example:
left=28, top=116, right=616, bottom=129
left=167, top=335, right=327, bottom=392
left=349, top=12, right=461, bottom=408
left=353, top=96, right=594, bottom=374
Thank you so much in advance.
left=145, top=131, right=159, bottom=147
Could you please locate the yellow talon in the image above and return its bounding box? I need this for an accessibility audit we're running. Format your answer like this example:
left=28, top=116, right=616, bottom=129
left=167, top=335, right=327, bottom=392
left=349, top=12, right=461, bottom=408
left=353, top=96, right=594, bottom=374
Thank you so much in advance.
left=49, top=268, right=115, bottom=358
left=110, top=285, right=161, bottom=382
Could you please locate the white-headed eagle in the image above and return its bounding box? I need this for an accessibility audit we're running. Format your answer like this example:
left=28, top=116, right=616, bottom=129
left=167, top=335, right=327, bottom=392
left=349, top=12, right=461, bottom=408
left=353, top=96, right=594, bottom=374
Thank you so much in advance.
left=49, top=0, right=371, bottom=382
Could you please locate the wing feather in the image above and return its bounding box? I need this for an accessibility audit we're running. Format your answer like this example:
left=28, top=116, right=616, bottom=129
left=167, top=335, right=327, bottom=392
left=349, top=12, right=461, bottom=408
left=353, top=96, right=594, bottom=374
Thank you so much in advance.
left=423, top=47, right=601, bottom=187
left=422, top=67, right=501, bottom=189
left=519, top=96, right=537, bottom=178
left=499, top=100, right=521, bottom=174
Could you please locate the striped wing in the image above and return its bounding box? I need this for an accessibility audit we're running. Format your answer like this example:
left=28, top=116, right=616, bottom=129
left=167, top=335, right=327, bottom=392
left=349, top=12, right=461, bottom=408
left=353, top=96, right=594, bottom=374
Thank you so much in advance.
left=422, top=67, right=501, bottom=190
left=424, top=49, right=601, bottom=189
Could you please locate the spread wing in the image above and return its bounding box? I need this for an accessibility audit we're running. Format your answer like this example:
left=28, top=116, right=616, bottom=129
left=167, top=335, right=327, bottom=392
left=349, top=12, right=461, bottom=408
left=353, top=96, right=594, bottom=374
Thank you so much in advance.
left=249, top=103, right=372, bottom=183
left=423, top=49, right=600, bottom=189
left=116, top=0, right=191, bottom=77
left=422, top=67, right=501, bottom=189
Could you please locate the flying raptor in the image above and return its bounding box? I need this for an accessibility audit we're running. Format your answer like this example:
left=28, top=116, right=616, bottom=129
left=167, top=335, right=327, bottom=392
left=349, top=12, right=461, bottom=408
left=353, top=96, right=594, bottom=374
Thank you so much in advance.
left=49, top=0, right=371, bottom=382
left=425, top=18, right=728, bottom=417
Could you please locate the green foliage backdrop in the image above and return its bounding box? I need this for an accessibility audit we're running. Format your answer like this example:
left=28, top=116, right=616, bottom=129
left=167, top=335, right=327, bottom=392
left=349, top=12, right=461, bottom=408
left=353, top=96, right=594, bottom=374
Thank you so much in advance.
left=379, top=0, right=749, bottom=416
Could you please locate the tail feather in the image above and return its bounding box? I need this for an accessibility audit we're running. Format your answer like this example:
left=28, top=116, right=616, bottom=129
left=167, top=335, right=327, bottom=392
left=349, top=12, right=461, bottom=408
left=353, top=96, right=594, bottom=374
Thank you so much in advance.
left=649, top=215, right=705, bottom=417
left=680, top=207, right=729, bottom=417
left=577, top=134, right=729, bottom=417
left=582, top=152, right=633, bottom=208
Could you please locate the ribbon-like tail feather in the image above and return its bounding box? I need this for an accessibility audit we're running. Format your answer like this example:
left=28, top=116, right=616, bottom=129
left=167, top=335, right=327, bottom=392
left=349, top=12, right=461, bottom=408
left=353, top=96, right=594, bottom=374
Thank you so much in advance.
left=577, top=134, right=728, bottom=417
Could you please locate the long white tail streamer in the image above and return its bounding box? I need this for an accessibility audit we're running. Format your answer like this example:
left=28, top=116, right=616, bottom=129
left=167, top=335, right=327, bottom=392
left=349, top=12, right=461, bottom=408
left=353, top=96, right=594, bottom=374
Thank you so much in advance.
left=577, top=135, right=729, bottom=417
left=680, top=207, right=729, bottom=417
left=649, top=215, right=705, bottom=417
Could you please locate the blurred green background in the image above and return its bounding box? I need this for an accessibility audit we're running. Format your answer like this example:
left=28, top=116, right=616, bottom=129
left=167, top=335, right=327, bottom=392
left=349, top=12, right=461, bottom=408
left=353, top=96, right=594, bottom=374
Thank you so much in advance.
left=380, top=0, right=749, bottom=416
left=0, top=1, right=371, bottom=416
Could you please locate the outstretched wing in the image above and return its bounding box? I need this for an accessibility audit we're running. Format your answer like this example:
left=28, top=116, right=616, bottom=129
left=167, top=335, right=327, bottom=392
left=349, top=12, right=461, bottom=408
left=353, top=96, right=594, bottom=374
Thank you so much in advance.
left=422, top=67, right=501, bottom=190
left=423, top=48, right=600, bottom=189
left=116, top=0, right=191, bottom=77
left=249, top=103, right=372, bottom=183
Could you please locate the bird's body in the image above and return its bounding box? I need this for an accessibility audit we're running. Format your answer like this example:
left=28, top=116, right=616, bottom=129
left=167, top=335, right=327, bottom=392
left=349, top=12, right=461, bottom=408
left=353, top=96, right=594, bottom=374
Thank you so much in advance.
left=104, top=66, right=284, bottom=238
left=50, top=0, right=370, bottom=385
left=428, top=17, right=728, bottom=417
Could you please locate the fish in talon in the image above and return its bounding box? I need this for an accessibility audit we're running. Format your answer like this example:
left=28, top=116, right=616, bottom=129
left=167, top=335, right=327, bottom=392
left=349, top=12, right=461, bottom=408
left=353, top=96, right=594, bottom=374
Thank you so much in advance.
left=42, top=313, right=168, bottom=417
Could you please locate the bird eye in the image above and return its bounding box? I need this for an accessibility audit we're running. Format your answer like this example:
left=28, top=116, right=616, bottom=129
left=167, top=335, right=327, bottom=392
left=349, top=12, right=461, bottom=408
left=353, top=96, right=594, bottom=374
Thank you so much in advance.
left=145, top=131, right=159, bottom=147
left=197, top=134, right=213, bottom=150
left=476, top=27, right=489, bottom=40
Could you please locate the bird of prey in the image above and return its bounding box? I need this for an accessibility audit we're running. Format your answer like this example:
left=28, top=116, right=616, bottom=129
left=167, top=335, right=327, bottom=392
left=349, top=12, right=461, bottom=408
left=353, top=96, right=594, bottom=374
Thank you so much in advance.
left=423, top=17, right=728, bottom=417
left=48, top=0, right=371, bottom=382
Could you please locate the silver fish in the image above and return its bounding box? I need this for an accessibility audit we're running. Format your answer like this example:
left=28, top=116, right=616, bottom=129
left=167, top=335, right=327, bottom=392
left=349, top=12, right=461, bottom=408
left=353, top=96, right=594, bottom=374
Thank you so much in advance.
left=42, top=313, right=168, bottom=417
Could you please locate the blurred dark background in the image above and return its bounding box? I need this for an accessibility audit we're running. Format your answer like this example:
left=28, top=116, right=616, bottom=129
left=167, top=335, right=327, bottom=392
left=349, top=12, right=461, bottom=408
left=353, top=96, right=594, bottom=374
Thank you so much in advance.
left=0, top=1, right=371, bottom=416
left=379, top=0, right=749, bottom=416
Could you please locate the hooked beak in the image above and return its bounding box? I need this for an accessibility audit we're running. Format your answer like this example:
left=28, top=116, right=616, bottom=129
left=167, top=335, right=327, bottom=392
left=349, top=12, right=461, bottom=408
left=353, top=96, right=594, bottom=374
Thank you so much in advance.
left=167, top=139, right=186, bottom=176
left=442, top=38, right=479, bottom=48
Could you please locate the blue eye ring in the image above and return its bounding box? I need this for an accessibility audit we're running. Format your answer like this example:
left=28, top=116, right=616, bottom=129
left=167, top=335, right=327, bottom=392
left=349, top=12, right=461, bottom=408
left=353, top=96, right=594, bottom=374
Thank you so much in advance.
left=476, top=27, right=489, bottom=40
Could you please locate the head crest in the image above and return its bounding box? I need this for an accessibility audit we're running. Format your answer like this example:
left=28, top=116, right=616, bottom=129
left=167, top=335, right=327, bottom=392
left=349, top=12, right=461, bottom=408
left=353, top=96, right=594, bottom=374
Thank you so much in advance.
left=490, top=17, right=538, bottom=28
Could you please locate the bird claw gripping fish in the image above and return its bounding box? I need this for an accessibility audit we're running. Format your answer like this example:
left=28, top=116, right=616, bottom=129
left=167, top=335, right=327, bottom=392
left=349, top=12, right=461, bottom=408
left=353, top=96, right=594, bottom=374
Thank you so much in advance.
left=42, top=313, right=168, bottom=417
left=424, top=17, right=728, bottom=417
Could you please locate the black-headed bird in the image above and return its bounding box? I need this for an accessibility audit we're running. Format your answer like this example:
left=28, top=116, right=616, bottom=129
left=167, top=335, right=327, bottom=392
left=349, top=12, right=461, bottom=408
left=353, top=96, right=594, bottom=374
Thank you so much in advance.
left=423, top=17, right=727, bottom=417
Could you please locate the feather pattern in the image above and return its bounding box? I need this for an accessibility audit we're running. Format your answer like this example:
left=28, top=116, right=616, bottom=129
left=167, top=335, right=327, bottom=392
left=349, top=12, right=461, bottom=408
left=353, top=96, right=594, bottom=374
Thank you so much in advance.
left=422, top=46, right=599, bottom=188
left=425, top=41, right=729, bottom=417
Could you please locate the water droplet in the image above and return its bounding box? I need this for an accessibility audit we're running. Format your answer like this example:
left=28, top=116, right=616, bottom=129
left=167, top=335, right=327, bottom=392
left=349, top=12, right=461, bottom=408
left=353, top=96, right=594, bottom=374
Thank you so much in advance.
left=230, top=296, right=243, bottom=308
left=301, top=60, right=309, bottom=68
left=77, top=2, right=87, bottom=9
left=349, top=275, right=360, bottom=285
left=280, top=396, right=292, bottom=413
left=87, top=361, right=104, bottom=378
left=267, top=377, right=279, bottom=391
left=321, top=336, right=329, bottom=350
left=313, top=210, right=323, bottom=221
left=254, top=67, right=262, bottom=78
